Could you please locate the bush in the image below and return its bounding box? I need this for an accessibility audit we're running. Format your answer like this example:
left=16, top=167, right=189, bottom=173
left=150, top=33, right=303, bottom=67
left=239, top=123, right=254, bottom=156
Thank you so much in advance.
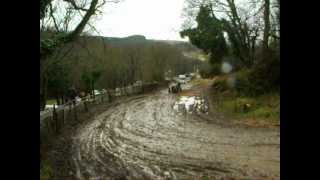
left=249, top=49, right=280, bottom=93
left=212, top=77, right=229, bottom=92
left=235, top=50, right=280, bottom=97
left=234, top=69, right=262, bottom=96
left=40, top=161, right=54, bottom=180
left=210, top=63, right=221, bottom=75
left=199, top=62, right=212, bottom=78
left=199, top=61, right=222, bottom=78
left=216, top=94, right=280, bottom=122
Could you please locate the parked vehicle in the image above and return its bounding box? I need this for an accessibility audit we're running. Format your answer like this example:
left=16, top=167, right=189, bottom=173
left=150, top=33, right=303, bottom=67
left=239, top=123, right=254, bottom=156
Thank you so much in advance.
left=178, top=74, right=186, bottom=79
left=177, top=74, right=187, bottom=84
left=101, top=89, right=107, bottom=94
left=94, top=90, right=101, bottom=96
left=168, top=82, right=182, bottom=93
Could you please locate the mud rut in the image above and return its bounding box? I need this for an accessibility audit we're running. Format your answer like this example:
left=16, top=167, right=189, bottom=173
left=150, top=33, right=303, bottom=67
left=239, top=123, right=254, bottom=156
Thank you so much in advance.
left=41, top=86, right=280, bottom=180
left=54, top=89, right=279, bottom=180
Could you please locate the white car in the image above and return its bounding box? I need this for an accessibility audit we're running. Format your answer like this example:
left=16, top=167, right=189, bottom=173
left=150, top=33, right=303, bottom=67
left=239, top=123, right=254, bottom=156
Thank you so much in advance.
left=45, top=104, right=58, bottom=110
left=177, top=79, right=186, bottom=84
left=75, top=96, right=81, bottom=103
left=178, top=74, right=186, bottom=79
left=94, top=90, right=101, bottom=95
left=101, top=89, right=107, bottom=93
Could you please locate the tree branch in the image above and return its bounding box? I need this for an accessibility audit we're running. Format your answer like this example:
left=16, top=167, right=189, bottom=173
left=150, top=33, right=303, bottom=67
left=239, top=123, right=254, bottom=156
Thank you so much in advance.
left=49, top=3, right=60, bottom=31
left=68, top=0, right=99, bottom=41
left=63, top=0, right=89, bottom=11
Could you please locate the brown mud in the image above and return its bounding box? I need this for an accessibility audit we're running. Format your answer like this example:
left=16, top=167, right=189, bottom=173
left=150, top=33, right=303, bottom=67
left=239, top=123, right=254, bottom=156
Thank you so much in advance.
left=46, top=82, right=280, bottom=180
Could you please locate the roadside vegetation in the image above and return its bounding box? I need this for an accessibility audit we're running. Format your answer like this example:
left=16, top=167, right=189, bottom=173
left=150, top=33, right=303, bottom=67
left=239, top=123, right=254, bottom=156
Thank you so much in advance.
left=46, top=99, right=57, bottom=105
left=40, top=0, right=203, bottom=110
left=180, top=0, right=280, bottom=126
left=211, top=72, right=279, bottom=127
left=40, top=160, right=54, bottom=180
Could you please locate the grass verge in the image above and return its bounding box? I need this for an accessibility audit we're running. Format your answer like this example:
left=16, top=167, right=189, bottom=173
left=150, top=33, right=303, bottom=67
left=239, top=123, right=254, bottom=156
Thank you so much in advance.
left=40, top=160, right=54, bottom=180
left=211, top=74, right=280, bottom=127
left=46, top=99, right=57, bottom=105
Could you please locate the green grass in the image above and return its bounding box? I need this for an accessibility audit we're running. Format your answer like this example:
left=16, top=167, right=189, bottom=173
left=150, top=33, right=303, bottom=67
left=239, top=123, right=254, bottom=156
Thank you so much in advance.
left=215, top=93, right=280, bottom=123
left=210, top=71, right=280, bottom=125
left=46, top=99, right=57, bottom=105
left=40, top=160, right=54, bottom=180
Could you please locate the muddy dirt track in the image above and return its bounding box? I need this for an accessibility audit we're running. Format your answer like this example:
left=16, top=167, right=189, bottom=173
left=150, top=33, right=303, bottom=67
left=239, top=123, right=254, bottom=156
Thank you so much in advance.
left=48, top=84, right=280, bottom=180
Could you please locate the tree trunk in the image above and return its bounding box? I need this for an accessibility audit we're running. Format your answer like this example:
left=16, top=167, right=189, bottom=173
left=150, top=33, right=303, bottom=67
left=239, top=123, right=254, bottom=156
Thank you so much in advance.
left=263, top=0, right=271, bottom=51
left=40, top=0, right=99, bottom=60
left=40, top=0, right=53, bottom=19
left=68, top=0, right=99, bottom=42
left=56, top=96, right=61, bottom=105
left=40, top=0, right=99, bottom=111
left=92, top=81, right=95, bottom=99
left=40, top=76, right=48, bottom=110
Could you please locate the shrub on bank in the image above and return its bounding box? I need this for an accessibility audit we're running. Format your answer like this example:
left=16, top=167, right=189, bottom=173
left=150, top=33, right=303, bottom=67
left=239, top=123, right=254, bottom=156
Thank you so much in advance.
left=215, top=93, right=280, bottom=122
left=234, top=69, right=266, bottom=96
left=211, top=73, right=280, bottom=122
left=40, top=160, right=54, bottom=180
left=212, top=77, right=229, bottom=92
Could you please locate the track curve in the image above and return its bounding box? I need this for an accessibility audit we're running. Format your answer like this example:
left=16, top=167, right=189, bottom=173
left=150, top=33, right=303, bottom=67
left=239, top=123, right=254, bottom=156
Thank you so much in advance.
left=70, top=89, right=280, bottom=180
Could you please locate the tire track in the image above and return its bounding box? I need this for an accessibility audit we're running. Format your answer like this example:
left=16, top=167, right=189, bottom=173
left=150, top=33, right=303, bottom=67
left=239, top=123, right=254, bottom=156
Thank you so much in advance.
left=68, top=90, right=280, bottom=179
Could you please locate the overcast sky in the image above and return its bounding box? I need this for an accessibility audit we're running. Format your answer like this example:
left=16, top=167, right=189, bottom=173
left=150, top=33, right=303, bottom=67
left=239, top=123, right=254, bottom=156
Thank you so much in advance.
left=92, top=0, right=188, bottom=41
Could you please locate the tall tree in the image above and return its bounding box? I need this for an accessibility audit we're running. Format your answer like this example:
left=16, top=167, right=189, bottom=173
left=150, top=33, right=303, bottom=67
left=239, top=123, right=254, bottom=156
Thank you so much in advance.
left=181, top=5, right=228, bottom=67
left=262, top=0, right=270, bottom=51
left=40, top=0, right=109, bottom=110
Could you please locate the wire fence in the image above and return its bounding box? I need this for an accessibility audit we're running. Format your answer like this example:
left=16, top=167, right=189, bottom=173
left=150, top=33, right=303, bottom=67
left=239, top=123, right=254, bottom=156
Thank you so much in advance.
left=40, top=82, right=158, bottom=145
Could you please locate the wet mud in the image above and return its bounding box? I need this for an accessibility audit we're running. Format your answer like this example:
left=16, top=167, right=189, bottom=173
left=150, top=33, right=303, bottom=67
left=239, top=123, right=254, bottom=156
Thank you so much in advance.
left=67, top=88, right=280, bottom=180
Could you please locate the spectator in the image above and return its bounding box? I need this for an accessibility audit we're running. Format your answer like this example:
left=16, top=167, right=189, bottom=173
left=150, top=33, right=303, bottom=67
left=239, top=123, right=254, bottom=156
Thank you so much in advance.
left=67, top=86, right=77, bottom=105
left=177, top=82, right=182, bottom=92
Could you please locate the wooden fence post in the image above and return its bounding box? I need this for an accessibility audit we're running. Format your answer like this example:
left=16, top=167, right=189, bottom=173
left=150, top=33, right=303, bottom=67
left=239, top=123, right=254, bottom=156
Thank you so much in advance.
left=69, top=102, right=72, bottom=114
left=108, top=91, right=112, bottom=102
left=234, top=97, right=237, bottom=113
left=46, top=116, right=51, bottom=135
left=84, top=100, right=88, bottom=112
left=53, top=104, right=58, bottom=134
left=62, top=108, right=64, bottom=126
left=74, top=103, right=78, bottom=121
left=218, top=93, right=223, bottom=108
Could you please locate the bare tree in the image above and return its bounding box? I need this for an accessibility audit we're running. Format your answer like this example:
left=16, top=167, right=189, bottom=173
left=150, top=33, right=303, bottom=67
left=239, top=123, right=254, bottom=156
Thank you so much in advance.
left=181, top=0, right=279, bottom=67
left=262, top=0, right=270, bottom=51
left=40, top=0, right=121, bottom=110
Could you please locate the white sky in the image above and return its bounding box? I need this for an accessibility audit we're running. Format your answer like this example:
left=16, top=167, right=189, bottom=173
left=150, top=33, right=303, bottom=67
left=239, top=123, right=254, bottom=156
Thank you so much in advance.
left=92, top=0, right=188, bottom=41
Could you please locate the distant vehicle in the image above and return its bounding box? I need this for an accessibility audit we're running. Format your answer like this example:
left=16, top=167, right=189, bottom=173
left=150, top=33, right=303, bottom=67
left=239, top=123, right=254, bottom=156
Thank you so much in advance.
left=168, top=82, right=182, bottom=93
left=165, top=77, right=172, bottom=81
left=189, top=73, right=195, bottom=78
left=45, top=104, right=58, bottom=110
left=178, top=79, right=186, bottom=84
left=178, top=74, right=186, bottom=79
left=101, top=89, right=107, bottom=94
left=75, top=96, right=81, bottom=103
left=94, top=90, right=101, bottom=96
left=177, top=75, right=187, bottom=84
left=134, top=80, right=143, bottom=86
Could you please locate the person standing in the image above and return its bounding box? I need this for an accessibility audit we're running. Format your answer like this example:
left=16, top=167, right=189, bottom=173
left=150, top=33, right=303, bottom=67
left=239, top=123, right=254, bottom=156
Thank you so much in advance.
left=68, top=86, right=77, bottom=105
left=177, top=82, right=182, bottom=93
